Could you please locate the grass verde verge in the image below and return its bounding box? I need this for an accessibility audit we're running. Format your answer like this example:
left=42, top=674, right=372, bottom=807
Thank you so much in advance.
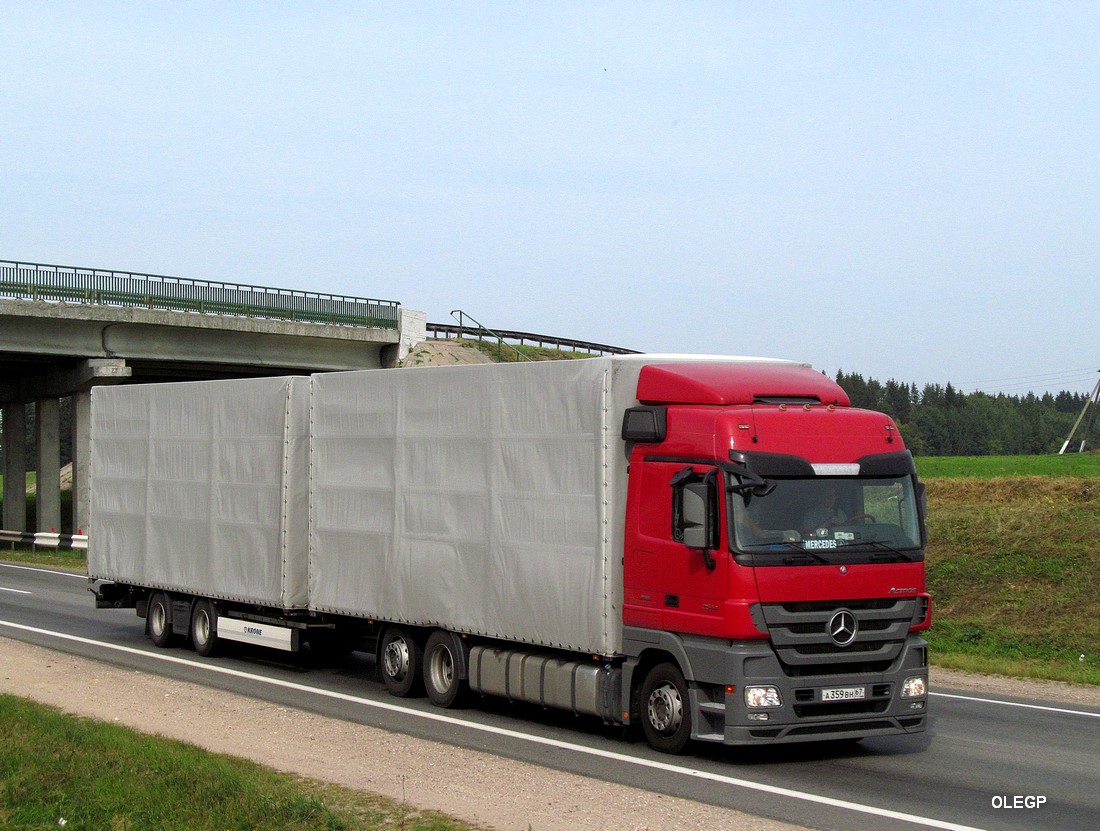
left=917, top=453, right=1100, bottom=685
left=0, top=695, right=480, bottom=831
left=915, top=452, right=1100, bottom=478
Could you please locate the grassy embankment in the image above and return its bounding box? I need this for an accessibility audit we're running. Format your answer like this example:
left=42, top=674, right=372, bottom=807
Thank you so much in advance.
left=0, top=695, right=477, bottom=831
left=462, top=338, right=594, bottom=362
left=916, top=453, right=1100, bottom=685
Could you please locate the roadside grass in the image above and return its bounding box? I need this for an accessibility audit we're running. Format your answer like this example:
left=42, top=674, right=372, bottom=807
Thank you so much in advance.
left=0, top=544, right=86, bottom=572
left=916, top=453, right=1100, bottom=478
left=923, top=475, right=1100, bottom=685
left=0, top=694, right=480, bottom=831
left=463, top=338, right=591, bottom=362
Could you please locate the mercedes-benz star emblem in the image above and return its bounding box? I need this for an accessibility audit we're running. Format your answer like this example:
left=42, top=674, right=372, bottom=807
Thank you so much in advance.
left=827, top=609, right=858, bottom=647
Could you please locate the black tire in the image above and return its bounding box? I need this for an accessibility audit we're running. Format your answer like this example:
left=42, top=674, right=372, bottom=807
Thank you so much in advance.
left=423, top=630, right=467, bottom=708
left=379, top=626, right=423, bottom=697
left=190, top=598, right=221, bottom=657
left=147, top=592, right=174, bottom=648
left=640, top=662, right=692, bottom=754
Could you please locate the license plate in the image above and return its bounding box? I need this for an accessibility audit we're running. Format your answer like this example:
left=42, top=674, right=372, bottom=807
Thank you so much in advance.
left=821, top=686, right=866, bottom=702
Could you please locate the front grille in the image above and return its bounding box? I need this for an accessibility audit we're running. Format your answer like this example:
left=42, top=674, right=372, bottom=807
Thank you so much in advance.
left=779, top=599, right=898, bottom=613
left=760, top=598, right=918, bottom=676
left=782, top=659, right=895, bottom=678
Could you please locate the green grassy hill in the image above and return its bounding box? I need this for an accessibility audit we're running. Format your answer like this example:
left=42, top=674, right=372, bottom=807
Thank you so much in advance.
left=918, top=454, right=1099, bottom=684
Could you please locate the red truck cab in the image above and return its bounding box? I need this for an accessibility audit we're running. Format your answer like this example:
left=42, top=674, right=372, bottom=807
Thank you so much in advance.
left=620, top=363, right=930, bottom=751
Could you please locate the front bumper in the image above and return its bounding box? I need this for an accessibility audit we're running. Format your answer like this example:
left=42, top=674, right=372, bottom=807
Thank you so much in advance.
left=694, top=634, right=929, bottom=745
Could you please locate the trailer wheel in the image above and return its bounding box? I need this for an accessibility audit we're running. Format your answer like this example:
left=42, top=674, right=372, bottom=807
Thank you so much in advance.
left=380, top=627, right=423, bottom=697
left=423, top=630, right=466, bottom=708
left=190, top=599, right=221, bottom=657
left=147, top=593, right=174, bottom=648
left=640, top=663, right=692, bottom=754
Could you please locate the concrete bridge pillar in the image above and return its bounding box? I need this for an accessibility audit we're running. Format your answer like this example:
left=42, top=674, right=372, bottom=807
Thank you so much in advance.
left=2, top=358, right=130, bottom=534
left=72, top=390, right=91, bottom=535
left=2, top=402, right=27, bottom=532
left=35, top=397, right=62, bottom=533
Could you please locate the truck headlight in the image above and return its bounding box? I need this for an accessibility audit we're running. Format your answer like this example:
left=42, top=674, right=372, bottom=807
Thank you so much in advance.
left=745, top=686, right=782, bottom=708
left=901, top=676, right=927, bottom=698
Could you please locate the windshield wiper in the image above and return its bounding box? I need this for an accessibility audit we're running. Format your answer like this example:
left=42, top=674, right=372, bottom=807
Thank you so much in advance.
left=744, top=539, right=831, bottom=565
left=721, top=463, right=777, bottom=497
left=837, top=539, right=917, bottom=562
left=783, top=550, right=830, bottom=565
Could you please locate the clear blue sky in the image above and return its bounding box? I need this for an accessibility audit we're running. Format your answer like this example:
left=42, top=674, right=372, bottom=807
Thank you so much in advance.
left=3, top=2, right=1097, bottom=396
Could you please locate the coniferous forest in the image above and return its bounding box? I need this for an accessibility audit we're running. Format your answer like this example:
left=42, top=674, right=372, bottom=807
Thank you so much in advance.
left=834, top=371, right=1099, bottom=456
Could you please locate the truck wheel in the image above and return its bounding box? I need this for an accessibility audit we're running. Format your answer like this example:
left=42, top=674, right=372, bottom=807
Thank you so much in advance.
left=423, top=630, right=466, bottom=708
left=640, top=663, right=692, bottom=754
left=147, top=593, right=174, bottom=648
left=190, top=599, right=221, bottom=657
left=380, top=627, right=423, bottom=697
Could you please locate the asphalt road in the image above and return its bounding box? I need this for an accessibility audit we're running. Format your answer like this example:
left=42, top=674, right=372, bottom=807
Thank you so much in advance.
left=2, top=563, right=1098, bottom=831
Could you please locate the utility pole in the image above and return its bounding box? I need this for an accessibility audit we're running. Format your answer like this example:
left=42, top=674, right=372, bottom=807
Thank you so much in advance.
left=1059, top=371, right=1100, bottom=454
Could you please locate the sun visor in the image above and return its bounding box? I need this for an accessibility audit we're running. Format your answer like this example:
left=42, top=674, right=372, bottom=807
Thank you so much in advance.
left=636, top=363, right=850, bottom=406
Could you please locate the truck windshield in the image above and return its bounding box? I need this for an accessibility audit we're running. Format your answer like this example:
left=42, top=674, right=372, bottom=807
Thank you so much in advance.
left=729, top=475, right=922, bottom=557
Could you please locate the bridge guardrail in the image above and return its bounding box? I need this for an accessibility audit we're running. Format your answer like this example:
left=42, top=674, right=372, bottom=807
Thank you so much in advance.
left=427, top=321, right=639, bottom=356
left=1, top=260, right=400, bottom=329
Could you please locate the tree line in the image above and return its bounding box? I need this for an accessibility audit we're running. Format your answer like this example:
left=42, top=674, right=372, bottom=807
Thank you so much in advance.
left=834, top=371, right=1099, bottom=456
left=1, top=375, right=1097, bottom=467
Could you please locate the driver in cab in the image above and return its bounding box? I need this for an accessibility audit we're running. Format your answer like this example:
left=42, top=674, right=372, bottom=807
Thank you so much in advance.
left=802, top=482, right=848, bottom=532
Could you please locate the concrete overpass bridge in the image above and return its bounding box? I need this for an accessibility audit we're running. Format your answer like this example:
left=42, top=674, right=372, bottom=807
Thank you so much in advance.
left=0, top=259, right=425, bottom=537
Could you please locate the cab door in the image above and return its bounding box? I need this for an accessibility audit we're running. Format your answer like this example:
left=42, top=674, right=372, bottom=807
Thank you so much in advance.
left=624, top=459, right=729, bottom=637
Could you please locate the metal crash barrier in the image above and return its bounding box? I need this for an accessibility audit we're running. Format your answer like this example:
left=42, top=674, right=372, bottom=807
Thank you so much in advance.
left=0, top=529, right=88, bottom=552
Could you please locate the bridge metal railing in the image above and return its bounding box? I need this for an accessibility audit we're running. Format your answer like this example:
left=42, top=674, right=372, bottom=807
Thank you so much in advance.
left=0, top=259, right=400, bottom=329
left=429, top=311, right=640, bottom=357
left=441, top=310, right=532, bottom=361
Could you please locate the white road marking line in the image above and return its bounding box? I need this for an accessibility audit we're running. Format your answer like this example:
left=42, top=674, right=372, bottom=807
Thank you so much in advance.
left=0, top=562, right=87, bottom=579
left=0, top=586, right=31, bottom=595
left=931, top=690, right=1100, bottom=719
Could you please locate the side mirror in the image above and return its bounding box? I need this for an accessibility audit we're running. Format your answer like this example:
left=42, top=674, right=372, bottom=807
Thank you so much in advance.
left=681, top=481, right=717, bottom=570
left=681, top=482, right=709, bottom=549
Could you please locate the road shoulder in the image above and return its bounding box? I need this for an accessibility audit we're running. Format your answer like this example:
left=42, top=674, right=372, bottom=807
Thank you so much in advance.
left=931, top=666, right=1100, bottom=708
